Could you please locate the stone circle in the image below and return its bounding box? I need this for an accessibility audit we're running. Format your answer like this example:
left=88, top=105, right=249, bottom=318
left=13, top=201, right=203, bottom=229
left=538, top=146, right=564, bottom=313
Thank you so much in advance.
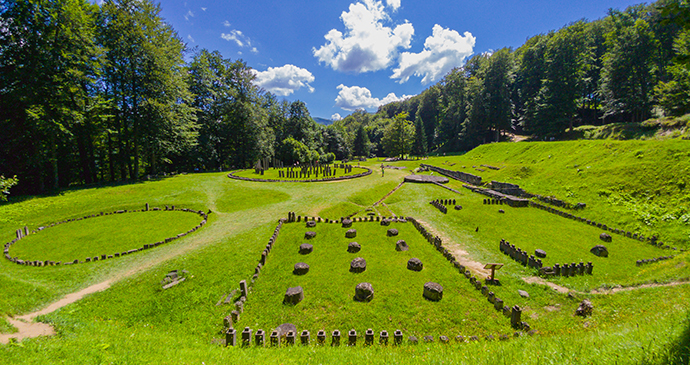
left=387, top=228, right=399, bottom=237
left=350, top=257, right=367, bottom=273
left=3, top=205, right=208, bottom=267
left=395, top=240, right=409, bottom=251
left=354, top=282, right=374, bottom=302
left=345, top=229, right=357, bottom=238
left=283, top=286, right=304, bottom=305
left=293, top=262, right=310, bottom=275
left=407, top=258, right=423, bottom=271
left=423, top=282, right=443, bottom=301
left=347, top=242, right=361, bottom=253
left=306, top=221, right=316, bottom=228
left=299, top=243, right=313, bottom=254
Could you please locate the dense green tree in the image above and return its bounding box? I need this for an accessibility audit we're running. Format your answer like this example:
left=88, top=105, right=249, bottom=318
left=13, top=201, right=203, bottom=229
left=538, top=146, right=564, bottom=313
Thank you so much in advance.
left=381, top=112, right=415, bottom=157
left=601, top=9, right=657, bottom=123
left=0, top=175, right=19, bottom=201
left=655, top=29, right=690, bottom=115
left=0, top=0, right=102, bottom=192
left=415, top=86, right=441, bottom=149
left=514, top=34, right=550, bottom=134
left=412, top=117, right=427, bottom=156
left=99, top=0, right=197, bottom=178
left=532, top=22, right=587, bottom=137
left=353, top=124, right=371, bottom=157
left=436, top=68, right=467, bottom=151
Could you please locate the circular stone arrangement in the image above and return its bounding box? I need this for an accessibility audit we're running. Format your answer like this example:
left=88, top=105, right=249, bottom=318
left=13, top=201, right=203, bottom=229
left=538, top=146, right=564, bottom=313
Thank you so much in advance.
left=227, top=166, right=372, bottom=183
left=3, top=205, right=209, bottom=267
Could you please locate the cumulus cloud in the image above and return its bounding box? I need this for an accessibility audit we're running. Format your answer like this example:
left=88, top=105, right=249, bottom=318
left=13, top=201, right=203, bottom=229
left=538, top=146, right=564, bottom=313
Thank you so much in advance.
left=313, top=0, right=414, bottom=73
left=252, top=65, right=315, bottom=96
left=332, top=113, right=343, bottom=121
left=223, top=20, right=231, bottom=27
left=386, top=0, right=401, bottom=10
left=334, top=84, right=413, bottom=111
left=391, top=24, right=475, bottom=84
left=221, top=30, right=258, bottom=53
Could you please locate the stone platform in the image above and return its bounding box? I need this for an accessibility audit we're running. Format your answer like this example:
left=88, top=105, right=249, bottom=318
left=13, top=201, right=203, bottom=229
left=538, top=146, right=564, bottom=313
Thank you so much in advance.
left=404, top=175, right=449, bottom=184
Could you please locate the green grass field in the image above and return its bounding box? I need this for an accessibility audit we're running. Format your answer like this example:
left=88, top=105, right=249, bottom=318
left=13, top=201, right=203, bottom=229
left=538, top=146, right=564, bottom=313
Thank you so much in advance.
left=1, top=139, right=690, bottom=364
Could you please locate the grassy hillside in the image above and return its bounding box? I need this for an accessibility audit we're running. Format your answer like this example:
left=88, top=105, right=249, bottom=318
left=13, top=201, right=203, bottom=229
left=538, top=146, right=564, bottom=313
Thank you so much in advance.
left=0, top=140, right=689, bottom=364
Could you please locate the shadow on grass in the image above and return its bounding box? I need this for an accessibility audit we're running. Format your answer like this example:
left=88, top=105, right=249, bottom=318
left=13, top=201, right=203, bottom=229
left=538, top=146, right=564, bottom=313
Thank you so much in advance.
left=0, top=173, right=201, bottom=207
left=665, top=311, right=690, bottom=364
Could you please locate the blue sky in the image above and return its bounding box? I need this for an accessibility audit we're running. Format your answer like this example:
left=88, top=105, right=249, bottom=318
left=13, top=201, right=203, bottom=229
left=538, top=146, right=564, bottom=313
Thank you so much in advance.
left=159, top=0, right=645, bottom=120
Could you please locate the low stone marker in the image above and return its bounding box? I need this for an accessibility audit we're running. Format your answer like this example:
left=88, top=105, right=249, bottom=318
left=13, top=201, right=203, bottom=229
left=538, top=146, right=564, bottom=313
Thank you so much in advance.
left=423, top=282, right=443, bottom=301
left=342, top=219, right=353, bottom=228
left=347, top=242, right=361, bottom=253
left=283, top=286, right=304, bottom=305
left=395, top=240, right=409, bottom=251
left=350, top=257, right=367, bottom=273
left=293, top=262, right=310, bottom=275
left=306, top=221, right=316, bottom=228
left=305, top=231, right=317, bottom=239
left=387, top=228, right=399, bottom=237
left=345, top=229, right=357, bottom=238
left=576, top=299, right=594, bottom=317
left=407, top=258, right=423, bottom=271
left=354, top=282, right=374, bottom=302
left=599, top=232, right=612, bottom=243
left=299, top=243, right=313, bottom=254
left=590, top=245, right=609, bottom=257
left=535, top=249, right=547, bottom=258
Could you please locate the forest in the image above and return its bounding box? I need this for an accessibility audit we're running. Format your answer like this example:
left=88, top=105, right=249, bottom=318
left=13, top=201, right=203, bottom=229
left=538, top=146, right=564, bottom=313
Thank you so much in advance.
left=1, top=0, right=689, bottom=195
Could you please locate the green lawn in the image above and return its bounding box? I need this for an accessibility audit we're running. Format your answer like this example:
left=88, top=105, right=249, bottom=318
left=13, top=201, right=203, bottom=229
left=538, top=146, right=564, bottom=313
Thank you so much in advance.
left=0, top=142, right=689, bottom=364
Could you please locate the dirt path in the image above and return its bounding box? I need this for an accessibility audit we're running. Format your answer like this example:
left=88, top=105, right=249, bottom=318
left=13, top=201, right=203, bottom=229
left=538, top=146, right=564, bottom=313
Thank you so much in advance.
left=373, top=181, right=405, bottom=207
left=412, top=218, right=490, bottom=277
left=522, top=276, right=690, bottom=295
left=0, top=280, right=113, bottom=344
left=0, top=210, right=227, bottom=344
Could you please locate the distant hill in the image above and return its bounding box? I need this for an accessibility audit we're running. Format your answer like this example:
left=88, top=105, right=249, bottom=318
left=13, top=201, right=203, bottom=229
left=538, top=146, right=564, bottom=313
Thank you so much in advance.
left=313, top=117, right=333, bottom=126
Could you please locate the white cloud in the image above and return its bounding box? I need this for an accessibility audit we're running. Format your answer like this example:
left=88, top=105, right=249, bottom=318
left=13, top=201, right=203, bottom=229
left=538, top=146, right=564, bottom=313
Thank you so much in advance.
left=223, top=20, right=231, bottom=27
left=201, top=7, right=207, bottom=11
left=187, top=34, right=195, bottom=43
left=334, top=84, right=413, bottom=111
left=391, top=24, right=475, bottom=84
left=251, top=47, right=258, bottom=54
left=184, top=10, right=194, bottom=21
left=386, top=0, right=401, bottom=10
left=221, top=30, right=252, bottom=48
left=252, top=65, right=315, bottom=96
left=313, top=0, right=414, bottom=73
left=332, top=113, right=343, bottom=121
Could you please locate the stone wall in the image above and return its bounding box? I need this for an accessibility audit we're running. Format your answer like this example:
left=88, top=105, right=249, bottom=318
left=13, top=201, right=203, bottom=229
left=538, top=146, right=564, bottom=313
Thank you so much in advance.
left=419, top=164, right=482, bottom=186
left=4, top=204, right=209, bottom=267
